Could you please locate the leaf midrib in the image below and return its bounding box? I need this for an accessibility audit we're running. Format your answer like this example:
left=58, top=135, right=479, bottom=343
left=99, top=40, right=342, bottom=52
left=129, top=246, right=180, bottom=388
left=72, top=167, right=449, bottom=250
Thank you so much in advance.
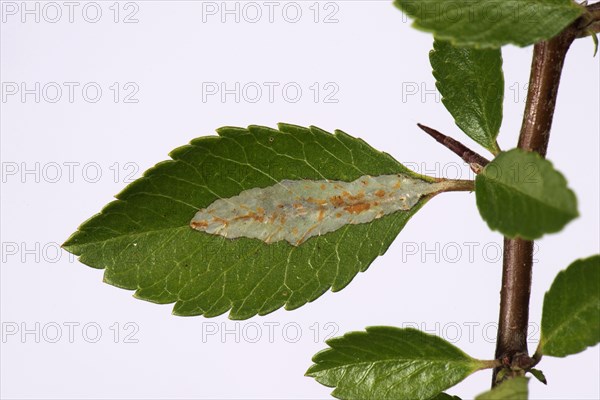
left=311, top=357, right=477, bottom=378
left=66, top=198, right=427, bottom=250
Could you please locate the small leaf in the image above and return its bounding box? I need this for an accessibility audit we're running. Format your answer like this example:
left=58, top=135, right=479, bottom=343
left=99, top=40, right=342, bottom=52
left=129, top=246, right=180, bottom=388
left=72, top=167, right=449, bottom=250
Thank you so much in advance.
left=395, top=0, right=584, bottom=48
left=306, top=327, right=487, bottom=400
left=591, top=31, right=599, bottom=57
left=494, top=368, right=509, bottom=385
left=538, top=255, right=600, bottom=357
left=528, top=368, right=547, bottom=385
left=475, top=149, right=578, bottom=239
left=475, top=377, right=529, bottom=400
left=63, top=125, right=444, bottom=319
left=430, top=39, right=503, bottom=153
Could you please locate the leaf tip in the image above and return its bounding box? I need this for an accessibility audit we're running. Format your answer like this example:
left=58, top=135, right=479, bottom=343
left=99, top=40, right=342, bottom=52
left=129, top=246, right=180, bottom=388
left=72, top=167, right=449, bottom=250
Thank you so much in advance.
left=61, top=235, right=81, bottom=256
left=304, top=364, right=318, bottom=378
left=528, top=368, right=548, bottom=385
left=61, top=240, right=72, bottom=252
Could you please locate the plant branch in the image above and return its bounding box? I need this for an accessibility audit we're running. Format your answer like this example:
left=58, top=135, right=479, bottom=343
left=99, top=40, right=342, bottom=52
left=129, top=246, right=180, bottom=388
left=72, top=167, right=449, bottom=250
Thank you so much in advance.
left=584, top=1, right=600, bottom=22
left=576, top=4, right=600, bottom=41
left=416, top=123, right=490, bottom=173
left=516, top=26, right=582, bottom=155
left=491, top=8, right=591, bottom=386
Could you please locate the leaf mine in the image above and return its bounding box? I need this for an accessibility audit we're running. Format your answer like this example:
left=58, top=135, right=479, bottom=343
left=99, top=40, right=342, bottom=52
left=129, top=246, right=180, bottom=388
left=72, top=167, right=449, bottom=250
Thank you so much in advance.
left=191, top=174, right=453, bottom=246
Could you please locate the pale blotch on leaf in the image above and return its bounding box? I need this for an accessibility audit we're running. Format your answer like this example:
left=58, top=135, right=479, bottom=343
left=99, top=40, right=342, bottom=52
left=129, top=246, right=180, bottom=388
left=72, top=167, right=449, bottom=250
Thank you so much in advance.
left=190, top=174, right=454, bottom=246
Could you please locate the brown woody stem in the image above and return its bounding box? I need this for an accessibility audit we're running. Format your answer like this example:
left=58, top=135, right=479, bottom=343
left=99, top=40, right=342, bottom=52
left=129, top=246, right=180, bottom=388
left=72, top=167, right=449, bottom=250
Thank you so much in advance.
left=491, top=5, right=598, bottom=385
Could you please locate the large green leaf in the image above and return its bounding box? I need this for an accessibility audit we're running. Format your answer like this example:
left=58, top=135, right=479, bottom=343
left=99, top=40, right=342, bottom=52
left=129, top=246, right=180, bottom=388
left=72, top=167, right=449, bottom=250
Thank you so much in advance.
left=430, top=39, right=503, bottom=154
left=475, top=377, right=529, bottom=400
left=306, top=327, right=487, bottom=400
left=539, top=255, right=600, bottom=357
left=63, top=124, right=437, bottom=319
left=395, top=0, right=584, bottom=48
left=475, top=149, right=578, bottom=239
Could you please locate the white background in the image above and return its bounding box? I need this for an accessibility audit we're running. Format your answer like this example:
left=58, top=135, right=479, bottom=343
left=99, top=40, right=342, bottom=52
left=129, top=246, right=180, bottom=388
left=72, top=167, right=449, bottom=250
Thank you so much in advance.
left=1, top=1, right=599, bottom=399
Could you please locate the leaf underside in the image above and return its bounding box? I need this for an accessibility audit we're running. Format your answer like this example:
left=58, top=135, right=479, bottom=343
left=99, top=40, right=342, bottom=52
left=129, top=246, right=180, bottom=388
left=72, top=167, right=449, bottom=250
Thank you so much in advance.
left=306, top=327, right=482, bottom=400
left=63, top=124, right=433, bottom=319
left=430, top=39, right=503, bottom=153
left=395, top=0, right=584, bottom=48
left=540, top=255, right=600, bottom=357
left=475, top=149, right=578, bottom=240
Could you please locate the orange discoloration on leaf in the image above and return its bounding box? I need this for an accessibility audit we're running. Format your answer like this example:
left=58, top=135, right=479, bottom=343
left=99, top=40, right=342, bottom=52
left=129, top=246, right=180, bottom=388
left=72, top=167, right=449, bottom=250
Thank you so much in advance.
left=298, top=224, right=318, bottom=245
left=329, top=195, right=345, bottom=207
left=344, top=203, right=371, bottom=214
left=306, top=197, right=328, bottom=206
left=212, top=216, right=229, bottom=225
left=318, top=207, right=326, bottom=222
left=375, top=189, right=386, bottom=198
left=191, top=220, right=209, bottom=229
left=233, top=212, right=265, bottom=223
left=343, top=191, right=365, bottom=202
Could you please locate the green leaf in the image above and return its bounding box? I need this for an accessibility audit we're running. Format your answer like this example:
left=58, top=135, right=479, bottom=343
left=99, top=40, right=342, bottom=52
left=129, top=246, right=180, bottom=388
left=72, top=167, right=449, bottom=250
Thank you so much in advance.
left=539, top=255, right=600, bottom=357
left=494, top=368, right=509, bottom=385
left=430, top=39, right=503, bottom=153
left=528, top=368, right=547, bottom=385
left=306, top=327, right=486, bottom=400
left=591, top=31, right=599, bottom=57
left=475, top=149, right=578, bottom=239
left=475, top=377, right=529, bottom=400
left=63, top=124, right=437, bottom=319
left=432, top=393, right=462, bottom=400
left=395, top=0, right=584, bottom=48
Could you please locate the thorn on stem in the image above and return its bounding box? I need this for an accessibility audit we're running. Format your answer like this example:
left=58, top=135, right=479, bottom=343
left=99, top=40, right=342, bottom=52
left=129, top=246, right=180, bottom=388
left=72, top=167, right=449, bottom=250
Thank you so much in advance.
left=416, top=123, right=491, bottom=172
